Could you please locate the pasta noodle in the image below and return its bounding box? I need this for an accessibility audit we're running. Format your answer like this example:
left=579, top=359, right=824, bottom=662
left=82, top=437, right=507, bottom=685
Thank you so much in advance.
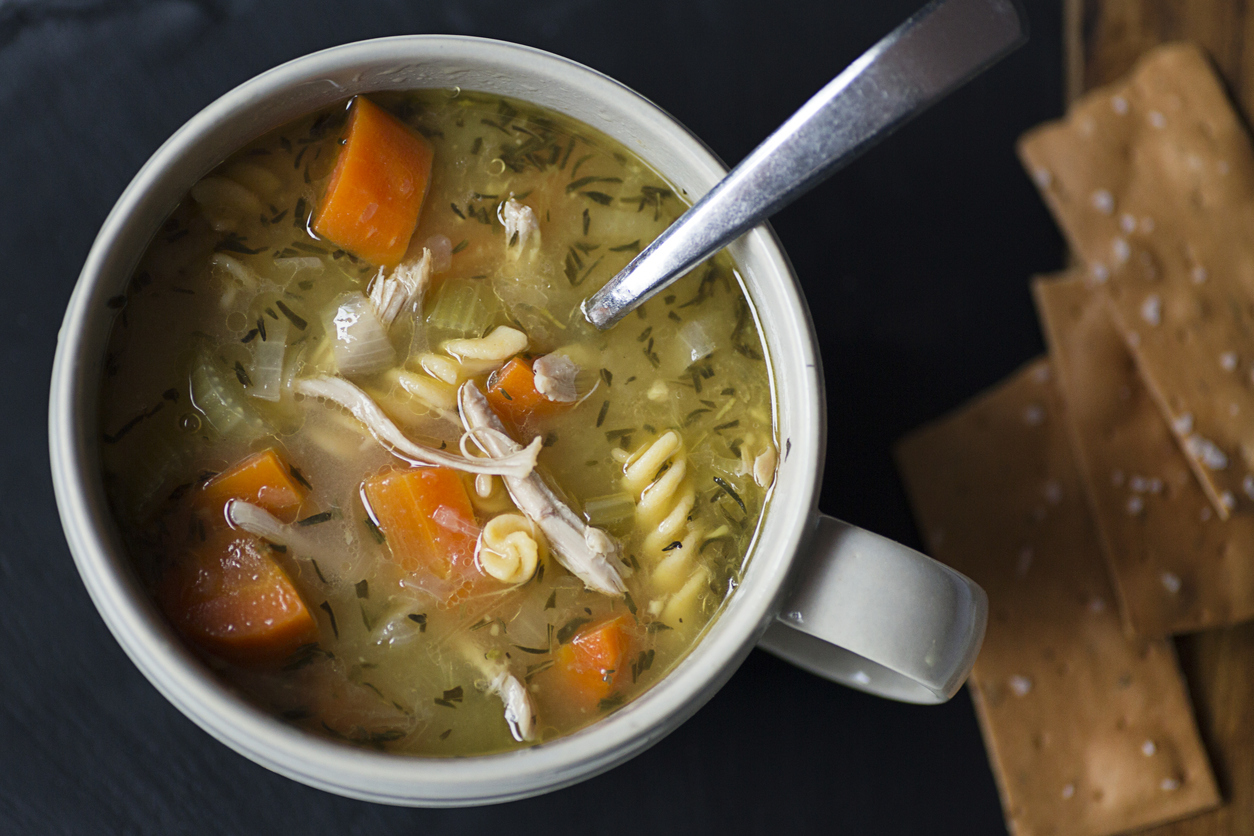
left=620, top=432, right=711, bottom=628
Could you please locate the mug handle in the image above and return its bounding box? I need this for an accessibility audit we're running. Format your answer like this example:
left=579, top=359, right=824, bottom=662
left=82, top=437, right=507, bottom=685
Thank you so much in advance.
left=757, top=514, right=987, bottom=704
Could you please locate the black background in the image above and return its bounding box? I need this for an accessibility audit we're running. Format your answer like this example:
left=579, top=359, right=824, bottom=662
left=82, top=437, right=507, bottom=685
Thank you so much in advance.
left=3, top=0, right=1066, bottom=832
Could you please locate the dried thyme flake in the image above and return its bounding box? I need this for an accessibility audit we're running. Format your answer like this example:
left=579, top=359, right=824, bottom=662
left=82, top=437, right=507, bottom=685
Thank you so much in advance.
left=452, top=239, right=469, bottom=254
left=450, top=202, right=466, bottom=219
left=289, top=466, right=314, bottom=491
left=609, top=239, right=641, bottom=253
left=310, top=559, right=329, bottom=584
left=407, top=613, right=428, bottom=632
left=355, top=579, right=369, bottom=600
left=297, top=510, right=333, bottom=526
left=582, top=207, right=590, bottom=236
left=570, top=153, right=593, bottom=178
left=713, top=419, right=740, bottom=432
left=103, top=401, right=164, bottom=444
left=573, top=256, right=602, bottom=287
left=525, top=660, right=555, bottom=680
left=683, top=408, right=710, bottom=427
left=241, top=329, right=259, bottom=344
left=566, top=175, right=622, bottom=193
left=600, top=368, right=613, bottom=386
left=581, top=191, right=614, bottom=205
left=646, top=621, right=673, bottom=633
left=233, top=361, right=252, bottom=388
left=544, top=590, right=557, bottom=610
left=596, top=400, right=610, bottom=428
left=661, top=540, right=683, bottom=552
left=275, top=300, right=307, bottom=330
left=319, top=601, right=339, bottom=639
left=556, top=616, right=593, bottom=645
left=214, top=234, right=264, bottom=255
left=598, top=693, right=625, bottom=712
left=713, top=477, right=747, bottom=513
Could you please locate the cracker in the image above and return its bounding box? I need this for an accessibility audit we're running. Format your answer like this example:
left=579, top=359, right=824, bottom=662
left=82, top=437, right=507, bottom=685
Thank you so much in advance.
left=1019, top=43, right=1254, bottom=520
left=895, top=360, right=1219, bottom=836
left=1033, top=271, right=1254, bottom=638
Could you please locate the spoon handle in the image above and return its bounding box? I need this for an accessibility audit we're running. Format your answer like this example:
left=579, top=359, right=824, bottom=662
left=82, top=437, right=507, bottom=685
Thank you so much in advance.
left=583, top=0, right=1028, bottom=329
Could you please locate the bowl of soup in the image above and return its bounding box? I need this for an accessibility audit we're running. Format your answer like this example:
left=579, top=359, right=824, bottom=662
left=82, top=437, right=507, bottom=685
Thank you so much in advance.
left=50, top=35, right=985, bottom=805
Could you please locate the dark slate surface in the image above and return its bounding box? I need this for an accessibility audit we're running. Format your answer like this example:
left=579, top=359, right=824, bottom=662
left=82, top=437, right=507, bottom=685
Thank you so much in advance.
left=4, top=0, right=1065, bottom=832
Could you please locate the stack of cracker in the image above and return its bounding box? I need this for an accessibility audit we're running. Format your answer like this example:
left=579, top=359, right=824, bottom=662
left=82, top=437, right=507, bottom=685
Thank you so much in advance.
left=897, top=44, right=1254, bottom=835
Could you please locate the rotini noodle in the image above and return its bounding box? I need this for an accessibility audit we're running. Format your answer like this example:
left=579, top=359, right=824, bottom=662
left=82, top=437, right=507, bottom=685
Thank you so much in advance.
left=477, top=513, right=543, bottom=584
left=620, top=432, right=711, bottom=628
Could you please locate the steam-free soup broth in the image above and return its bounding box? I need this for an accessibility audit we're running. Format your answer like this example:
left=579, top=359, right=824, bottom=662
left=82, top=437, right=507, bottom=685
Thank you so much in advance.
left=100, top=90, right=775, bottom=754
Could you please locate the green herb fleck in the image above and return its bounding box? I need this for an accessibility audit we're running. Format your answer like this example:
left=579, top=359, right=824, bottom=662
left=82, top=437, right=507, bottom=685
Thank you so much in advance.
left=319, top=601, right=339, bottom=639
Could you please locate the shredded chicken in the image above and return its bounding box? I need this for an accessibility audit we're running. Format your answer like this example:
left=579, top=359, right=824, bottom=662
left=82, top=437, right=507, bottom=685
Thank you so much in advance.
left=369, top=247, right=432, bottom=329
left=498, top=198, right=539, bottom=257
left=295, top=375, right=541, bottom=478
left=532, top=353, right=579, bottom=403
left=458, top=382, right=629, bottom=595
left=454, top=638, right=536, bottom=742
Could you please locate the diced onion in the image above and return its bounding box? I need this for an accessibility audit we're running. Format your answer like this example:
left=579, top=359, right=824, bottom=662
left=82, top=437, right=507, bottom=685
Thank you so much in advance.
left=423, top=234, right=453, bottom=273
left=326, top=291, right=396, bottom=377
left=679, top=319, right=716, bottom=364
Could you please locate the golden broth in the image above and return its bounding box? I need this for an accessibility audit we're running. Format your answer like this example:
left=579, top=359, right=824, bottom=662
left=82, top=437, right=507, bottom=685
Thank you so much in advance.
left=99, top=90, right=774, bottom=755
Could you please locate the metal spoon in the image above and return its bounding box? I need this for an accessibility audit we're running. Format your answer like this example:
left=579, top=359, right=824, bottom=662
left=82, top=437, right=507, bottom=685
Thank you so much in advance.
left=582, top=0, right=1028, bottom=329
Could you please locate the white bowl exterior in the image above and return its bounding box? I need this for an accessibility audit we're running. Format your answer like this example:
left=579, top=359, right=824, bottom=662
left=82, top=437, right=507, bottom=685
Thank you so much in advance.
left=49, top=36, right=824, bottom=805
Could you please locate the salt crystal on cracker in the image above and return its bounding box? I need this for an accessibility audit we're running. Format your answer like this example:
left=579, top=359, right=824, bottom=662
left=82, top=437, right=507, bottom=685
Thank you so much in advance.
left=1034, top=273, right=1254, bottom=637
left=896, top=359, right=1218, bottom=835
left=1019, top=43, right=1254, bottom=520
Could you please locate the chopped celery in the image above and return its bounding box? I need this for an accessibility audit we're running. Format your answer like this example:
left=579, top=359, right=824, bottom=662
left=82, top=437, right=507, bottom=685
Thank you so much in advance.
left=189, top=344, right=265, bottom=436
left=582, top=492, right=636, bottom=527
left=249, top=317, right=289, bottom=401
left=426, top=279, right=495, bottom=339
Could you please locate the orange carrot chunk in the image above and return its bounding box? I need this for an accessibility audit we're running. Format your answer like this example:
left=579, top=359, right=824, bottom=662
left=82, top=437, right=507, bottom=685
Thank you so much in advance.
left=198, top=448, right=309, bottom=522
left=161, top=529, right=318, bottom=666
left=485, top=357, right=574, bottom=435
left=551, top=615, right=636, bottom=707
left=360, top=467, right=487, bottom=602
left=312, top=96, right=435, bottom=266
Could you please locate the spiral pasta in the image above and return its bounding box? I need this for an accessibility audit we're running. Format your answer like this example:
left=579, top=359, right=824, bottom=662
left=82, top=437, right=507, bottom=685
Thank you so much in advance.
left=620, top=431, right=711, bottom=628
left=477, top=513, right=543, bottom=584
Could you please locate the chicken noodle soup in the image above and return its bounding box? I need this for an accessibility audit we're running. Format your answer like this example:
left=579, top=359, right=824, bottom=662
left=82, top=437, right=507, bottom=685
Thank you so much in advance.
left=99, top=90, right=775, bottom=755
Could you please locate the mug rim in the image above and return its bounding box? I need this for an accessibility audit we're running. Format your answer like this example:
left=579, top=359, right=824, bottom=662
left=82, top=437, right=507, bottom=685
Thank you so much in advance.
left=49, top=34, right=825, bottom=805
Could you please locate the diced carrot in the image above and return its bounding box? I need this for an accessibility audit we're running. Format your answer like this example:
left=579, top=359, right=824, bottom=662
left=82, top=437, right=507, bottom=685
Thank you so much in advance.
left=550, top=615, right=637, bottom=708
left=312, top=96, right=435, bottom=266
left=198, top=448, right=309, bottom=522
left=160, top=528, right=318, bottom=666
left=360, top=466, right=488, bottom=603
left=485, top=357, right=573, bottom=435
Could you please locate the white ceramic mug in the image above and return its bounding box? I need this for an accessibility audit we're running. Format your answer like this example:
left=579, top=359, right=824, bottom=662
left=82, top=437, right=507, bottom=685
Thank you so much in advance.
left=49, top=35, right=986, bottom=806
